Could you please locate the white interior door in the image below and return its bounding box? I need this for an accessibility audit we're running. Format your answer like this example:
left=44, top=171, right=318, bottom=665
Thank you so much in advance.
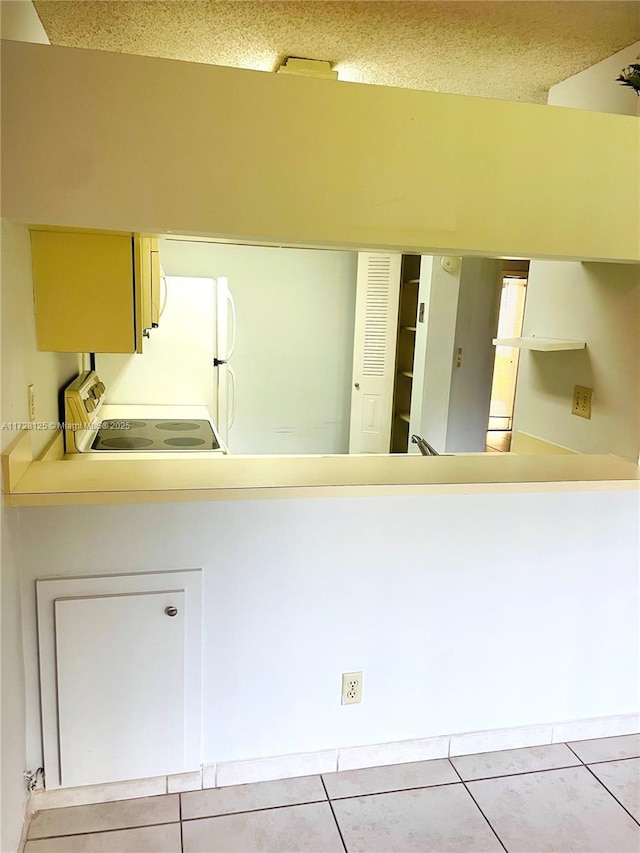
left=349, top=253, right=402, bottom=453
left=55, top=590, right=186, bottom=787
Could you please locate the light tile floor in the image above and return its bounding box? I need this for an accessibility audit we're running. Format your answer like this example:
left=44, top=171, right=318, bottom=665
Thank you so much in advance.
left=25, top=734, right=640, bottom=852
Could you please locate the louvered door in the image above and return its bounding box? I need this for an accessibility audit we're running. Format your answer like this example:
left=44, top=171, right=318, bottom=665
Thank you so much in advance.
left=349, top=253, right=402, bottom=453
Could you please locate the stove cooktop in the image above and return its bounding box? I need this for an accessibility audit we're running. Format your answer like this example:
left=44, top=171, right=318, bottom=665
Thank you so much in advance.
left=91, top=419, right=221, bottom=452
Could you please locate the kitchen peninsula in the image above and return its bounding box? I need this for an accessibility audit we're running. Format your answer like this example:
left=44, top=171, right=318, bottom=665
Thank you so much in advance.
left=3, top=430, right=638, bottom=507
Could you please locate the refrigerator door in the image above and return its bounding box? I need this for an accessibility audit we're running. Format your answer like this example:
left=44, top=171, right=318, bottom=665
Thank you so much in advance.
left=214, top=277, right=236, bottom=444
left=226, top=285, right=237, bottom=360
left=227, top=364, right=236, bottom=430
left=215, top=363, right=229, bottom=444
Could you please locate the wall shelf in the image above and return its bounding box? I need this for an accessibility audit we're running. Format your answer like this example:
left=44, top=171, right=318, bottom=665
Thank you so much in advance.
left=492, top=336, right=586, bottom=352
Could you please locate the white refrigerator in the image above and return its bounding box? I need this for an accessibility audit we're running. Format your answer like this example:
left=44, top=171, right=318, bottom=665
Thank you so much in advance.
left=212, top=275, right=236, bottom=446
left=157, top=275, right=235, bottom=446
left=96, top=274, right=237, bottom=444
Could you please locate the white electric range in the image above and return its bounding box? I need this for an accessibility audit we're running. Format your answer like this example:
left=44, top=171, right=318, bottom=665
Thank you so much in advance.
left=63, top=371, right=228, bottom=460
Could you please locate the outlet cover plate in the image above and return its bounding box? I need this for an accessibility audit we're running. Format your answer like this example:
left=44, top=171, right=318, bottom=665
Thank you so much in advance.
left=341, top=671, right=363, bottom=705
left=572, top=385, right=593, bottom=419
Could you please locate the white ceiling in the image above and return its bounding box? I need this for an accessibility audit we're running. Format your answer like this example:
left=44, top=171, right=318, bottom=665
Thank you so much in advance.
left=32, top=1, right=640, bottom=103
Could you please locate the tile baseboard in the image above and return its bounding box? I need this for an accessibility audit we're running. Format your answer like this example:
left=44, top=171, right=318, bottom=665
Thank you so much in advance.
left=215, top=750, right=339, bottom=788
left=167, top=770, right=203, bottom=793
left=31, top=713, right=639, bottom=810
left=30, top=775, right=168, bottom=811
left=449, top=724, right=553, bottom=757
left=551, top=713, right=640, bottom=744
left=338, top=736, right=449, bottom=771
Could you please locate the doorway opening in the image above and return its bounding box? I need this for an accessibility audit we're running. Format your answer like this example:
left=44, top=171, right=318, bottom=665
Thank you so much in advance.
left=485, top=260, right=529, bottom=453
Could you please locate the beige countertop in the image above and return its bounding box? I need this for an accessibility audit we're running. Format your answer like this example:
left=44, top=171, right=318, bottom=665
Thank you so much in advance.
left=2, top=431, right=639, bottom=507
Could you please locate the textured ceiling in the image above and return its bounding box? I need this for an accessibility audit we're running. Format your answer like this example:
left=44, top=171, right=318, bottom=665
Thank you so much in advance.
left=32, top=1, right=640, bottom=103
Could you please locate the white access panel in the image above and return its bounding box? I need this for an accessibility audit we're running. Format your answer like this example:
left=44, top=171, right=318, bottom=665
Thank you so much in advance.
left=55, top=591, right=185, bottom=788
left=37, top=570, right=202, bottom=789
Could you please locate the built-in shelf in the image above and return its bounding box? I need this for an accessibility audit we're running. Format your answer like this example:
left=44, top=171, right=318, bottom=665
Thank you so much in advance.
left=492, top=336, right=586, bottom=352
left=392, top=256, right=421, bottom=454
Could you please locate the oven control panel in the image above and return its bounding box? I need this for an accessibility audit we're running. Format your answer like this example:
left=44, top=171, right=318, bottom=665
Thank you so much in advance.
left=63, top=371, right=105, bottom=450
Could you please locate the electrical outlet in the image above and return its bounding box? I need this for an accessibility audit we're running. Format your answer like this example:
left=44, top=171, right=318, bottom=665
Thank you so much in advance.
left=27, top=384, right=36, bottom=422
left=455, top=347, right=463, bottom=368
left=572, top=385, right=592, bottom=419
left=341, top=671, right=363, bottom=705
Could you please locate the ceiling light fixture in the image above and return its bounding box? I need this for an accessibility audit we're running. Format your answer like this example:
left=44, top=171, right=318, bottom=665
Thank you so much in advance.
left=277, top=57, right=338, bottom=80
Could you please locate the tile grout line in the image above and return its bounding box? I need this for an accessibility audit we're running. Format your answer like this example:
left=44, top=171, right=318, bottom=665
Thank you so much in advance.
left=320, top=776, right=348, bottom=853
left=582, top=763, right=640, bottom=829
left=27, top=821, right=180, bottom=842
left=587, top=755, right=640, bottom=765
left=179, top=798, right=328, bottom=824
left=564, top=742, right=640, bottom=767
left=564, top=743, right=586, bottom=765
left=442, top=761, right=584, bottom=785
left=328, top=781, right=460, bottom=800
left=448, top=758, right=509, bottom=853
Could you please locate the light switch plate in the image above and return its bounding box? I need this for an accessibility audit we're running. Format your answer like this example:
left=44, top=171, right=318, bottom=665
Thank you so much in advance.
left=572, top=385, right=592, bottom=419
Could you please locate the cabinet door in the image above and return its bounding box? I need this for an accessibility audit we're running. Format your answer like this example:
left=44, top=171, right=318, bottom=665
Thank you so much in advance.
left=134, top=235, right=161, bottom=347
left=348, top=253, right=401, bottom=453
left=55, top=590, right=186, bottom=787
left=31, top=229, right=136, bottom=353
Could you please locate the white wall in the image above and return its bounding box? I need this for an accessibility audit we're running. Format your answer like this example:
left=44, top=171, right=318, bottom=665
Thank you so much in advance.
left=1, top=220, right=79, bottom=851
left=1, top=507, right=27, bottom=853
left=416, top=258, right=501, bottom=453
left=0, top=17, right=52, bottom=838
left=513, top=46, right=640, bottom=462
left=446, top=258, right=501, bottom=452
left=96, top=277, right=216, bottom=413
left=513, top=262, right=640, bottom=460
left=159, top=240, right=357, bottom=454
left=415, top=260, right=461, bottom=452
left=0, top=0, right=49, bottom=45
left=3, top=41, right=639, bottom=263
left=18, top=490, right=639, bottom=771
left=548, top=42, right=640, bottom=117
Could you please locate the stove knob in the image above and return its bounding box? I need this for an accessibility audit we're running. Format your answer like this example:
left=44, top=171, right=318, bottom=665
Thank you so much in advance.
left=96, top=382, right=106, bottom=396
left=84, top=398, right=96, bottom=413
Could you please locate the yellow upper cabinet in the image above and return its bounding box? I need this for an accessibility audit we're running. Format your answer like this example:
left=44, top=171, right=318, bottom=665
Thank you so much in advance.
left=30, top=228, right=159, bottom=353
